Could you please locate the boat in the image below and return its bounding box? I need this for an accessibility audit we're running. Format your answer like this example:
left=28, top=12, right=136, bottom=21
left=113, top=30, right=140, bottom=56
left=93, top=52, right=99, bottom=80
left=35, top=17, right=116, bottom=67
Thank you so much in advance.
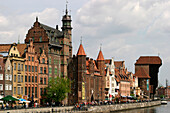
left=161, top=99, right=167, bottom=104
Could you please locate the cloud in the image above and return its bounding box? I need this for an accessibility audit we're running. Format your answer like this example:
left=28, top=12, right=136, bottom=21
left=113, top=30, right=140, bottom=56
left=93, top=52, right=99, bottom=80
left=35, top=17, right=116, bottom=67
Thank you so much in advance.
left=0, top=8, right=60, bottom=43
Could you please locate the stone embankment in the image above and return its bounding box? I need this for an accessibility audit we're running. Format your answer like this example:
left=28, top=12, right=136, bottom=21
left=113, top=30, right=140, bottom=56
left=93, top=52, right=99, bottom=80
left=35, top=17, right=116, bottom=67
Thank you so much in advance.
left=0, top=106, right=74, bottom=113
left=88, top=101, right=161, bottom=113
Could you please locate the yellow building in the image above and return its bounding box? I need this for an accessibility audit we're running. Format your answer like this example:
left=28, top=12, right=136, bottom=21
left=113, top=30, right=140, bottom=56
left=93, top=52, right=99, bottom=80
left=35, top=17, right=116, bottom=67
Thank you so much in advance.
left=8, top=43, right=26, bottom=98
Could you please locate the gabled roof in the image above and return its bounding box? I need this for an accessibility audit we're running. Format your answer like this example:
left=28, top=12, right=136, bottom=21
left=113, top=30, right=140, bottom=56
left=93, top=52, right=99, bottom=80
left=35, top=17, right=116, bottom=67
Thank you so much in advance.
left=97, top=50, right=104, bottom=61
left=114, top=61, right=124, bottom=68
left=17, top=44, right=27, bottom=57
left=0, top=44, right=11, bottom=52
left=135, top=67, right=151, bottom=78
left=77, top=44, right=86, bottom=56
left=135, top=56, right=162, bottom=65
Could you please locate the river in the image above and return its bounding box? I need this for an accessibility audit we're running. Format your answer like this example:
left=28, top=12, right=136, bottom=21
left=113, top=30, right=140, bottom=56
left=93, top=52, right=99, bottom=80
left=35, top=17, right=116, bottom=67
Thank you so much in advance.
left=112, top=102, right=170, bottom=113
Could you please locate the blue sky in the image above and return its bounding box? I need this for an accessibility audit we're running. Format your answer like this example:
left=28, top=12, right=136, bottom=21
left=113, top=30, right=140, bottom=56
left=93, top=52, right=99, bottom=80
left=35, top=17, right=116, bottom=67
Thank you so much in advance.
left=0, top=0, right=169, bottom=86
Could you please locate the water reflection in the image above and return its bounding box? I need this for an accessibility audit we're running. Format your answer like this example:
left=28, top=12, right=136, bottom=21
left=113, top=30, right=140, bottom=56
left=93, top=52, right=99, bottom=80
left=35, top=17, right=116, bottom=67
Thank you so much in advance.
left=112, top=102, right=169, bottom=113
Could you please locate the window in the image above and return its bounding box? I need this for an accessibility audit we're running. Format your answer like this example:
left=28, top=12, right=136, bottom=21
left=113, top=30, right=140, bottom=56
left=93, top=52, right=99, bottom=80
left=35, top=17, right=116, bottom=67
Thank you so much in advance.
left=5, top=74, right=8, bottom=80
left=0, top=84, right=3, bottom=90
left=40, top=67, right=43, bottom=73
left=54, top=68, right=57, bottom=75
left=14, top=63, right=16, bottom=70
left=0, top=74, right=3, bottom=80
left=9, top=85, right=12, bottom=90
left=18, top=63, right=20, bottom=70
left=21, top=87, right=23, bottom=94
left=39, top=37, right=42, bottom=42
left=25, top=87, right=27, bottom=95
left=21, top=75, right=23, bottom=82
left=9, top=75, right=12, bottom=81
left=42, top=58, right=45, bottom=63
left=32, top=66, right=34, bottom=72
left=32, top=76, right=34, bottom=82
left=35, top=87, right=37, bottom=98
left=32, top=87, right=34, bottom=97
left=44, top=78, right=46, bottom=85
left=18, top=75, right=20, bottom=82
left=44, top=88, right=46, bottom=95
left=44, top=67, right=46, bottom=74
left=14, top=75, right=16, bottom=82
left=29, top=76, right=31, bottom=82
left=18, top=87, right=21, bottom=95
left=25, top=65, right=27, bottom=71
left=14, top=87, right=16, bottom=94
left=5, top=84, right=8, bottom=90
left=32, top=57, right=34, bottom=61
left=39, top=48, right=42, bottom=54
left=25, top=75, right=27, bottom=82
left=40, top=78, right=43, bottom=84
left=21, top=64, right=23, bottom=71
left=29, top=66, right=31, bottom=72
left=28, top=56, right=30, bottom=61
left=28, top=87, right=30, bottom=96
left=0, top=65, right=2, bottom=70
left=32, top=37, right=34, bottom=42
left=49, top=67, right=52, bottom=74
left=35, top=76, right=37, bottom=83
left=35, top=66, right=37, bottom=72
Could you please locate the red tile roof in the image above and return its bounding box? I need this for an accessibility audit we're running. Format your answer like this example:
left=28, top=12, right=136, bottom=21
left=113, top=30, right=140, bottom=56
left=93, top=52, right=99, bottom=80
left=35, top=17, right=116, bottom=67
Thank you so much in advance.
left=135, top=67, right=151, bottom=78
left=0, top=44, right=11, bottom=52
left=77, top=44, right=86, bottom=56
left=135, top=56, right=162, bottom=65
left=105, top=59, right=111, bottom=64
left=17, top=44, right=27, bottom=56
left=97, top=50, right=104, bottom=61
left=114, top=61, right=124, bottom=68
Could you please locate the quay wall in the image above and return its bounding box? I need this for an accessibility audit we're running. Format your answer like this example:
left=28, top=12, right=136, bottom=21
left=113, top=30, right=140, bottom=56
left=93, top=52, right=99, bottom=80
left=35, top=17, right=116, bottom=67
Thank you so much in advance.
left=88, top=101, right=161, bottom=113
left=0, top=106, right=74, bottom=113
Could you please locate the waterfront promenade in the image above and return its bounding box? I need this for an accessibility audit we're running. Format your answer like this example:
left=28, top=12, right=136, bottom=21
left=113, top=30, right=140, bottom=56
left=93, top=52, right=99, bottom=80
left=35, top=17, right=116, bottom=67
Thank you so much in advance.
left=0, top=101, right=161, bottom=113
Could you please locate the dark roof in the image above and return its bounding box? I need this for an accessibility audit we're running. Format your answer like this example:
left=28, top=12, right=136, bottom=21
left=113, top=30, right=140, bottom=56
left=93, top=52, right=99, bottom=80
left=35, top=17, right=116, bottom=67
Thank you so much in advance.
left=135, top=67, right=151, bottom=78
left=135, top=56, right=162, bottom=65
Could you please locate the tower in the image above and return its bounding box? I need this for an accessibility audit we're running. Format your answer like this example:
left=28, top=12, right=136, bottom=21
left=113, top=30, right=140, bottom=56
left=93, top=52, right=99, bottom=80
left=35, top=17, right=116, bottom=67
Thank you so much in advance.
left=60, top=2, right=72, bottom=78
left=96, top=48, right=105, bottom=101
left=77, top=43, right=86, bottom=103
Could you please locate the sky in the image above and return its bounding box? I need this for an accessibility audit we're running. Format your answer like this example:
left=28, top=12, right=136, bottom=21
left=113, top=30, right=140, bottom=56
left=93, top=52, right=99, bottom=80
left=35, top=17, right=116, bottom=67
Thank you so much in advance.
left=0, top=0, right=169, bottom=86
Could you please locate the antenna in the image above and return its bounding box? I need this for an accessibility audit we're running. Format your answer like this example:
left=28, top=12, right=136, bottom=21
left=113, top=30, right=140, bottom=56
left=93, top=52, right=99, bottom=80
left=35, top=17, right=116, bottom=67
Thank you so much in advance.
left=65, top=0, right=68, bottom=15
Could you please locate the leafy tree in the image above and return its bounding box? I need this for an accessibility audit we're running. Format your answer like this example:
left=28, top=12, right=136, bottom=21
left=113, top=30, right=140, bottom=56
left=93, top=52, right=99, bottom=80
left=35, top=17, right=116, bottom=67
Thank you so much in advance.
left=45, top=76, right=71, bottom=104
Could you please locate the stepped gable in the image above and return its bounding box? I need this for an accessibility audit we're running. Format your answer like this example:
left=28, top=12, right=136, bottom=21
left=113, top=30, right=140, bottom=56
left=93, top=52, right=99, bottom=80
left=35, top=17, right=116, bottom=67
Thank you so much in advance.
left=135, top=67, right=151, bottom=78
left=77, top=44, right=86, bottom=56
left=97, top=50, right=104, bottom=61
left=135, top=56, right=162, bottom=65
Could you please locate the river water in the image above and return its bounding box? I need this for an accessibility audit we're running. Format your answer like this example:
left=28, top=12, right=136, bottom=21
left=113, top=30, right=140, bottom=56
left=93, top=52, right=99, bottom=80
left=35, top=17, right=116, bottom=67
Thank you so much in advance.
left=112, top=102, right=170, bottom=113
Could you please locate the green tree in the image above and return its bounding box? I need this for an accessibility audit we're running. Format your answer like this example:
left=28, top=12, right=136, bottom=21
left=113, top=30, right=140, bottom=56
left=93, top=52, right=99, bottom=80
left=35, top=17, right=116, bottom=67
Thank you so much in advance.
left=46, top=76, right=71, bottom=104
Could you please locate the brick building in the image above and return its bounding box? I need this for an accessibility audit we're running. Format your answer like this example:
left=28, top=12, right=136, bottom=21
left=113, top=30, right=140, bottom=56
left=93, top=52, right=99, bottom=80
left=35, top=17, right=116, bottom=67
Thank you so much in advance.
left=135, top=56, right=162, bottom=99
left=0, top=55, right=5, bottom=98
left=68, top=43, right=105, bottom=105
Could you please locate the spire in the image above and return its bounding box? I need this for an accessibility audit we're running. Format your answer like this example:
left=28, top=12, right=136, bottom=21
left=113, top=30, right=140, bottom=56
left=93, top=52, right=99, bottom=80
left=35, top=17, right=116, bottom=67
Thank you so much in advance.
left=97, top=49, right=104, bottom=61
left=77, top=43, right=86, bottom=56
left=36, top=16, right=38, bottom=22
left=65, top=0, right=68, bottom=15
left=18, top=35, right=20, bottom=44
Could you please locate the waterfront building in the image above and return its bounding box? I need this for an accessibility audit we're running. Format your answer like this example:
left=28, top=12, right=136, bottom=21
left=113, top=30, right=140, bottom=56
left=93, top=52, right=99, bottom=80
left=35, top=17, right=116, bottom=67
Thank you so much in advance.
left=38, top=49, right=48, bottom=105
left=68, top=43, right=105, bottom=105
left=8, top=43, right=26, bottom=98
left=24, top=39, right=39, bottom=102
left=4, top=56, right=12, bottom=97
left=135, top=56, right=162, bottom=99
left=0, top=55, right=5, bottom=98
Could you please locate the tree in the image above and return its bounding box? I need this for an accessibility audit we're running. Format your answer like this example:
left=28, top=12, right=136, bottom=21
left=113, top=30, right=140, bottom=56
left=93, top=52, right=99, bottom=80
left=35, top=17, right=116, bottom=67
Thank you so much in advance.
left=45, top=76, right=71, bottom=104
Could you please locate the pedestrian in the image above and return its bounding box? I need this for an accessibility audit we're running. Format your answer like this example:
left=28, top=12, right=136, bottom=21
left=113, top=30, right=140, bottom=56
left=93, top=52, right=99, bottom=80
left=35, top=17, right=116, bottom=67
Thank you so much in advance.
left=6, top=103, right=9, bottom=109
